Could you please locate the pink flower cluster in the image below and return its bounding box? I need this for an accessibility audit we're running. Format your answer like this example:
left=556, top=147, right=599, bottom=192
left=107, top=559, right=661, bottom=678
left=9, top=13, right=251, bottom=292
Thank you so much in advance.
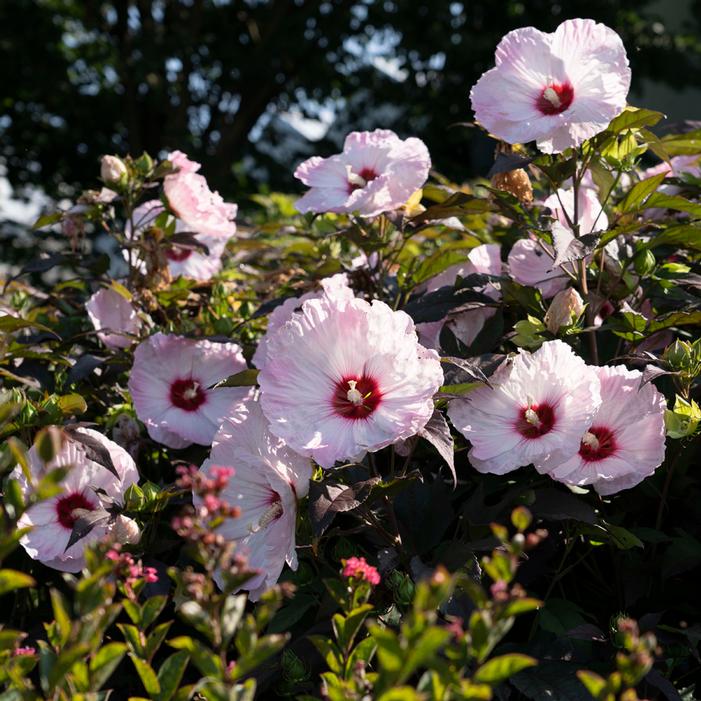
left=448, top=340, right=667, bottom=495
left=342, top=556, right=381, bottom=586
left=106, top=544, right=158, bottom=597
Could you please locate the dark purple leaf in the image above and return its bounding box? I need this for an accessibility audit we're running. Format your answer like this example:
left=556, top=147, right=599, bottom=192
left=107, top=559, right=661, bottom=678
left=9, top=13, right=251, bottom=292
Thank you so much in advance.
left=68, top=355, right=105, bottom=383
left=418, top=410, right=456, bottom=486
left=552, top=231, right=599, bottom=267
left=64, top=508, right=111, bottom=551
left=169, top=231, right=209, bottom=254
left=441, top=357, right=492, bottom=386
left=308, top=477, right=380, bottom=537
left=64, top=427, right=119, bottom=479
left=487, top=152, right=535, bottom=178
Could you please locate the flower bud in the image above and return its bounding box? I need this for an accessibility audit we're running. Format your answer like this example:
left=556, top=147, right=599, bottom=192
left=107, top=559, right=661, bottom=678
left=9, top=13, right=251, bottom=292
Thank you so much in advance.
left=544, top=288, right=585, bottom=334
left=491, top=168, right=533, bottom=204
left=100, top=155, right=128, bottom=186
left=112, top=515, right=141, bottom=545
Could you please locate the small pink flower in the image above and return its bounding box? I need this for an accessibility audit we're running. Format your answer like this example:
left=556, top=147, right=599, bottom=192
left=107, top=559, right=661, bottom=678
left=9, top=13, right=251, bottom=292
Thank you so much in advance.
left=258, top=294, right=444, bottom=468
left=128, top=333, right=251, bottom=448
left=11, top=428, right=139, bottom=572
left=448, top=340, right=601, bottom=474
left=13, top=646, right=37, bottom=657
left=416, top=244, right=502, bottom=351
left=507, top=236, right=569, bottom=299
left=196, top=397, right=313, bottom=601
left=535, top=364, right=666, bottom=495
left=342, top=556, right=381, bottom=585
left=252, top=274, right=354, bottom=369
left=470, top=18, right=631, bottom=153
left=164, top=151, right=237, bottom=240
left=294, top=129, right=431, bottom=217
left=86, top=288, right=141, bottom=349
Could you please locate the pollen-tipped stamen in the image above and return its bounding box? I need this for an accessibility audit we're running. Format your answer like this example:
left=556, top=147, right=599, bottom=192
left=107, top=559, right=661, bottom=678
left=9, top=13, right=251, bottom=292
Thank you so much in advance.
left=524, top=407, right=542, bottom=428
left=542, top=87, right=561, bottom=109
left=581, top=431, right=600, bottom=451
left=346, top=380, right=365, bottom=406
left=346, top=166, right=368, bottom=189
left=248, top=500, right=283, bottom=534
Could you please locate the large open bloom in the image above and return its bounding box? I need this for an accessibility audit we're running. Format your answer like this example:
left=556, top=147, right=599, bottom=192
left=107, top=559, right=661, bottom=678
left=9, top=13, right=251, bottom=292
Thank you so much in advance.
left=416, top=244, right=502, bottom=351
left=11, top=428, right=139, bottom=572
left=126, top=200, right=228, bottom=282
left=164, top=150, right=237, bottom=240
left=252, top=273, right=354, bottom=369
left=448, top=340, right=601, bottom=474
left=507, top=237, right=569, bottom=298
left=258, top=294, right=443, bottom=468
left=86, top=287, right=141, bottom=349
left=535, top=365, right=666, bottom=495
left=128, top=333, right=251, bottom=448
left=197, top=398, right=313, bottom=600
left=470, top=18, right=631, bottom=153
left=294, top=129, right=431, bottom=217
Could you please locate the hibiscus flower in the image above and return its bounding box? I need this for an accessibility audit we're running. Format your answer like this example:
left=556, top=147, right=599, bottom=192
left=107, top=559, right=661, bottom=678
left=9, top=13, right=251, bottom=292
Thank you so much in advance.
left=86, top=287, right=141, bottom=349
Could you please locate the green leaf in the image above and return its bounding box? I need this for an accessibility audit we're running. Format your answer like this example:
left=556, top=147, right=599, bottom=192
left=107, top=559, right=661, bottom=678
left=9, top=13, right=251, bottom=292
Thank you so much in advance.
left=213, top=368, right=259, bottom=388
left=501, top=598, right=542, bottom=617
left=168, top=636, right=224, bottom=678
left=48, top=644, right=91, bottom=692
left=607, top=107, right=665, bottom=133
left=618, top=173, right=667, bottom=213
left=33, top=212, right=63, bottom=230
left=377, top=688, right=422, bottom=701
left=0, top=569, right=35, bottom=596
left=643, top=193, right=701, bottom=218
left=129, top=654, right=161, bottom=696
left=576, top=669, right=608, bottom=697
left=601, top=522, right=644, bottom=550
left=221, top=594, right=247, bottom=646
left=473, top=653, right=538, bottom=684
left=142, top=595, right=168, bottom=629
left=413, top=247, right=472, bottom=286
left=156, top=650, right=190, bottom=701
left=145, top=621, right=173, bottom=661
left=645, top=225, right=701, bottom=252
left=89, top=642, right=127, bottom=691
left=333, top=604, right=373, bottom=653
left=50, top=589, right=72, bottom=647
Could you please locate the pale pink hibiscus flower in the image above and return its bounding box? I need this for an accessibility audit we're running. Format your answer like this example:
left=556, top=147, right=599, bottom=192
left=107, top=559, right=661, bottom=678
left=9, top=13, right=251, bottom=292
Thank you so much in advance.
left=86, top=287, right=141, bottom=349
left=470, top=18, right=631, bottom=153
left=164, top=151, right=237, bottom=240
left=507, top=235, right=569, bottom=299
left=535, top=365, right=666, bottom=495
left=543, top=186, right=608, bottom=236
left=294, top=129, right=431, bottom=217
left=11, top=428, right=139, bottom=572
left=126, top=200, right=227, bottom=282
left=252, top=273, right=354, bottom=369
left=416, top=244, right=502, bottom=351
left=448, top=340, right=601, bottom=474
left=128, top=333, right=251, bottom=448
left=258, top=294, right=443, bottom=468
left=197, top=397, right=312, bottom=600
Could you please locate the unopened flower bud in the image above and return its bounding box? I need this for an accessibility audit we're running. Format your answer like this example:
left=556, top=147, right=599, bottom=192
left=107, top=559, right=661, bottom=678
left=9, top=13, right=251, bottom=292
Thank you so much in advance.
left=544, top=288, right=585, bottom=334
left=100, top=155, right=128, bottom=186
left=112, top=515, right=141, bottom=545
left=491, top=168, right=533, bottom=204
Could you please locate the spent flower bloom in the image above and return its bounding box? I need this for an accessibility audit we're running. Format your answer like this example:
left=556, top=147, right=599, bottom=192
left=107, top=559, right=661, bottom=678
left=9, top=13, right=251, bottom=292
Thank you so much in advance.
left=470, top=18, right=631, bottom=153
left=535, top=364, right=666, bottom=495
left=258, top=293, right=444, bottom=468
left=195, top=398, right=313, bottom=600
left=11, top=428, right=139, bottom=572
left=86, top=287, right=141, bottom=349
left=164, top=151, right=237, bottom=239
left=448, top=340, right=601, bottom=474
left=294, top=129, right=430, bottom=217
left=342, top=556, right=381, bottom=585
left=543, top=287, right=585, bottom=334
left=128, top=333, right=251, bottom=448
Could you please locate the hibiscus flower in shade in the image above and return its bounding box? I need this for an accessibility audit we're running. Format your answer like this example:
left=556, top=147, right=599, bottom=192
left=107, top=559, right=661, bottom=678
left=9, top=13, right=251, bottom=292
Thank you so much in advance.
left=294, top=129, right=431, bottom=217
left=196, top=397, right=313, bottom=601
left=11, top=428, right=139, bottom=572
left=507, top=237, right=569, bottom=299
left=128, top=333, right=251, bottom=449
left=416, top=244, right=502, bottom=351
left=543, top=186, right=608, bottom=236
left=447, top=340, right=601, bottom=475
left=126, top=200, right=227, bottom=282
left=534, top=364, right=666, bottom=495
left=258, top=294, right=444, bottom=468
left=163, top=151, right=237, bottom=240
left=86, top=287, right=141, bottom=349
left=252, top=273, right=354, bottom=369
left=470, top=18, right=631, bottom=154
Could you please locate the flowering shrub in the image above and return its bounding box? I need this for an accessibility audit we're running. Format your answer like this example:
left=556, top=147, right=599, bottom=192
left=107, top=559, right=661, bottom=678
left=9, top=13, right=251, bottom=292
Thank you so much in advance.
left=2, top=15, right=701, bottom=700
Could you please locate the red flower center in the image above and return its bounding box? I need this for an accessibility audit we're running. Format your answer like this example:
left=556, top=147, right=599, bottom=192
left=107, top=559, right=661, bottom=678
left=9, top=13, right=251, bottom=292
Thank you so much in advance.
left=516, top=403, right=555, bottom=438
left=579, top=426, right=617, bottom=462
left=331, top=374, right=382, bottom=420
left=170, top=378, right=207, bottom=411
left=536, top=82, right=574, bottom=115
left=348, top=167, right=379, bottom=192
left=166, top=246, right=193, bottom=262
left=56, top=492, right=96, bottom=529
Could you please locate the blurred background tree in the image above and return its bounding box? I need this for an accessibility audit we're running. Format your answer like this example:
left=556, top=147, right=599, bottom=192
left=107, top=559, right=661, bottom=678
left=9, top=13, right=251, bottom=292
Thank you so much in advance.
left=1, top=0, right=700, bottom=202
